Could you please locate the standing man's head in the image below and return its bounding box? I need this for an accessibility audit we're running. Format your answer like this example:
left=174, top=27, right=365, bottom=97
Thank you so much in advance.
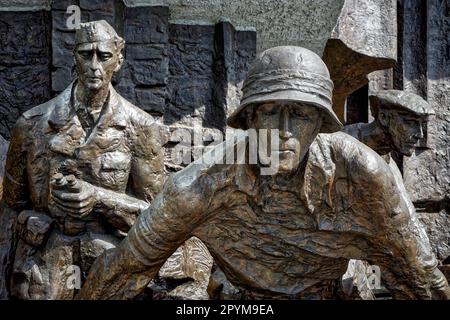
left=74, top=20, right=125, bottom=92
left=227, top=46, right=342, bottom=173
left=370, top=90, right=435, bottom=156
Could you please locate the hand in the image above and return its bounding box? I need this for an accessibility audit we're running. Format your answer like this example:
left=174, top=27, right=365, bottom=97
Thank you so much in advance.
left=50, top=175, right=98, bottom=219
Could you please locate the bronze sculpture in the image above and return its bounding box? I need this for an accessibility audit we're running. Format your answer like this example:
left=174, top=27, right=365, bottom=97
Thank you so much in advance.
left=78, top=46, right=450, bottom=300
left=342, top=90, right=436, bottom=299
left=0, top=20, right=165, bottom=299
left=344, top=90, right=434, bottom=159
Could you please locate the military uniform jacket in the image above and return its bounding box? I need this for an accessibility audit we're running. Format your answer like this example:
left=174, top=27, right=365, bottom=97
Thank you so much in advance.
left=117, top=131, right=447, bottom=299
left=1, top=81, right=167, bottom=299
left=4, top=81, right=165, bottom=232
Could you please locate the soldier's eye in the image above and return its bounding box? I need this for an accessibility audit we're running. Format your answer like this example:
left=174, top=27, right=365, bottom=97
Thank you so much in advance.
left=78, top=51, right=92, bottom=59
left=99, top=53, right=113, bottom=61
left=264, top=109, right=277, bottom=116
left=291, top=109, right=308, bottom=119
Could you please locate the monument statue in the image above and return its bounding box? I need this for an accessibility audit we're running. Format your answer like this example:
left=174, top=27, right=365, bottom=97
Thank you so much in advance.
left=344, top=90, right=434, bottom=159
left=0, top=20, right=165, bottom=299
left=341, top=90, right=436, bottom=299
left=77, top=46, right=449, bottom=300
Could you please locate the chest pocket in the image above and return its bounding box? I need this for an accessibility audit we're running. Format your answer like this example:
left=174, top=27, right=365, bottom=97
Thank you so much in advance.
left=99, top=151, right=132, bottom=191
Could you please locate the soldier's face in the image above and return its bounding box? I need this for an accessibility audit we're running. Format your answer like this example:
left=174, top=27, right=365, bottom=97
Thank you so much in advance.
left=384, top=110, right=426, bottom=156
left=74, top=41, right=122, bottom=91
left=251, top=102, right=322, bottom=173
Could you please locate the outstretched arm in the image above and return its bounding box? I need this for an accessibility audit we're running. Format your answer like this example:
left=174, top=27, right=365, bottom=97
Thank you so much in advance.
left=343, top=147, right=449, bottom=299
left=78, top=156, right=233, bottom=299
left=307, top=134, right=449, bottom=299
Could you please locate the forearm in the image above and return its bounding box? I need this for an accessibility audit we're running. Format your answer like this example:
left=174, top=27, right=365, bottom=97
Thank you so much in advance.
left=79, top=192, right=192, bottom=299
left=79, top=161, right=232, bottom=299
left=94, top=186, right=150, bottom=232
left=79, top=170, right=215, bottom=299
left=77, top=237, right=158, bottom=300
left=372, top=212, right=450, bottom=299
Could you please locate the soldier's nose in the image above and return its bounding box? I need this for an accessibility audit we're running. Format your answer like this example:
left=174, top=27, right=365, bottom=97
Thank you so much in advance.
left=414, top=123, right=424, bottom=139
left=89, top=53, right=100, bottom=71
left=279, top=108, right=292, bottom=139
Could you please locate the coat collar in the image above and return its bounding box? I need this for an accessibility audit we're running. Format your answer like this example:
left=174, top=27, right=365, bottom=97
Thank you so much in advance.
left=47, top=81, right=129, bottom=157
left=48, top=81, right=128, bottom=132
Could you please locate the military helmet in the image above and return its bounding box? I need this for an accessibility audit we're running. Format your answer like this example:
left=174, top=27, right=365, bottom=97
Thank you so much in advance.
left=227, top=46, right=342, bottom=133
left=370, top=90, right=435, bottom=118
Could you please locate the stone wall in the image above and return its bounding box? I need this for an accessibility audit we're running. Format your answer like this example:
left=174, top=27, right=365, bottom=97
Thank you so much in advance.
left=0, top=0, right=256, bottom=144
left=0, top=0, right=345, bottom=55
left=322, top=0, right=397, bottom=122
left=0, top=10, right=51, bottom=139
left=400, top=0, right=450, bottom=264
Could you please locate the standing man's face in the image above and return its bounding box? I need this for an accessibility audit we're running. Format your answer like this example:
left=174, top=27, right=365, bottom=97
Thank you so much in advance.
left=74, top=41, right=122, bottom=91
left=382, top=110, right=426, bottom=156
left=250, top=102, right=322, bottom=173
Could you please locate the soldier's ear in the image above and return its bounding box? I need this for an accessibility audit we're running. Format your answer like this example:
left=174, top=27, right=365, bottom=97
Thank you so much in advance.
left=377, top=109, right=390, bottom=127
left=114, top=52, right=124, bottom=72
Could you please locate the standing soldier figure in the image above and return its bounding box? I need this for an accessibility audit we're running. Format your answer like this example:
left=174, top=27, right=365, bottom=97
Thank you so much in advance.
left=0, top=20, right=165, bottom=299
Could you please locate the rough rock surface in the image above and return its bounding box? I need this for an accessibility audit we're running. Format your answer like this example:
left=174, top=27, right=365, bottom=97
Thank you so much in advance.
left=0, top=10, right=51, bottom=139
left=398, top=1, right=450, bottom=273
left=155, top=237, right=213, bottom=300
left=417, top=211, right=450, bottom=263
left=322, top=0, right=397, bottom=122
left=125, top=0, right=344, bottom=55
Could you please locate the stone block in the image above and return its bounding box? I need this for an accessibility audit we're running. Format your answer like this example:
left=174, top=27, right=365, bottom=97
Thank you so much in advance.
left=124, top=6, right=169, bottom=44
left=323, top=0, right=397, bottom=122
left=129, top=60, right=169, bottom=86
left=135, top=87, right=166, bottom=115
left=52, top=67, right=74, bottom=93
left=417, top=210, right=450, bottom=262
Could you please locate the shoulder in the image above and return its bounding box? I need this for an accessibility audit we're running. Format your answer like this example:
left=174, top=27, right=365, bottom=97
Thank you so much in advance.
left=167, top=131, right=249, bottom=201
left=115, top=92, right=155, bottom=126
left=22, top=102, right=52, bottom=121
left=12, top=102, right=52, bottom=140
left=310, top=132, right=389, bottom=179
left=305, top=134, right=404, bottom=233
left=115, top=92, right=168, bottom=147
left=23, top=84, right=72, bottom=121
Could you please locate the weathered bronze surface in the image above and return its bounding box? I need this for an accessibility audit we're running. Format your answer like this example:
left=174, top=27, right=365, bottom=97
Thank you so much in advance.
left=0, top=20, right=165, bottom=299
left=342, top=90, right=436, bottom=299
left=78, top=46, right=450, bottom=300
left=344, top=90, right=435, bottom=158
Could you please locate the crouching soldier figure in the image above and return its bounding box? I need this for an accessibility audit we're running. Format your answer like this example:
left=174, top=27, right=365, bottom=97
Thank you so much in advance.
left=341, top=90, right=437, bottom=298
left=79, top=46, right=450, bottom=300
